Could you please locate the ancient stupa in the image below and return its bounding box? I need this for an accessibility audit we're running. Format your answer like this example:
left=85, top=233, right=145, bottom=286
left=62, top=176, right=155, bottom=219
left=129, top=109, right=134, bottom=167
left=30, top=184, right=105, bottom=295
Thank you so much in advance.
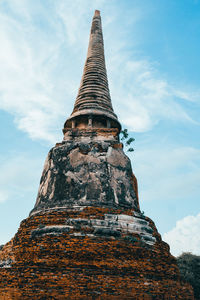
left=0, top=10, right=194, bottom=299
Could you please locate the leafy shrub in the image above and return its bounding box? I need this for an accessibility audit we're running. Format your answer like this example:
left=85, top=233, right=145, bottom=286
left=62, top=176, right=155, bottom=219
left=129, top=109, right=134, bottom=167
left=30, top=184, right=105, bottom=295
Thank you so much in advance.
left=120, top=129, right=135, bottom=152
left=177, top=252, right=200, bottom=299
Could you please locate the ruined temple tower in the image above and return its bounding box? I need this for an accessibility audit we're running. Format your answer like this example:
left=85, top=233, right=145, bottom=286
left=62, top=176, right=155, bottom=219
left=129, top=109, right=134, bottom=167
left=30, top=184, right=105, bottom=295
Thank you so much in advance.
left=0, top=11, right=194, bottom=299
left=31, top=9, right=139, bottom=216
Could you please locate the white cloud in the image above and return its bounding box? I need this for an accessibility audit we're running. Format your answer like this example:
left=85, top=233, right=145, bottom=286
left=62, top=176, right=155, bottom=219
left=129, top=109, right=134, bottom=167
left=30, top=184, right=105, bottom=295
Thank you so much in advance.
left=0, top=0, right=199, bottom=142
left=108, top=57, right=198, bottom=131
left=0, top=0, right=71, bottom=143
left=163, top=213, right=200, bottom=256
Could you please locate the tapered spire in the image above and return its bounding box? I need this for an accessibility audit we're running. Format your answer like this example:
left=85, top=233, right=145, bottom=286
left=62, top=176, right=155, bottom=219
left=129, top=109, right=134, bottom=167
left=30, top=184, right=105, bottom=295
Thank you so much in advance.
left=64, top=10, right=121, bottom=130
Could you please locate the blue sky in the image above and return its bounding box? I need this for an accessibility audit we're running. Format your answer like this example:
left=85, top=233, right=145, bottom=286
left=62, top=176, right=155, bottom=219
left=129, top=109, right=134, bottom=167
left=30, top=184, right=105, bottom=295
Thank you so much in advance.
left=0, top=0, right=200, bottom=256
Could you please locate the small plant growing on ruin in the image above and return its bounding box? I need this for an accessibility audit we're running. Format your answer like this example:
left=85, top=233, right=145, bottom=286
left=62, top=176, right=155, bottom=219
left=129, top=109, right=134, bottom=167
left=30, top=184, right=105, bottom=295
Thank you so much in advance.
left=120, top=129, right=135, bottom=152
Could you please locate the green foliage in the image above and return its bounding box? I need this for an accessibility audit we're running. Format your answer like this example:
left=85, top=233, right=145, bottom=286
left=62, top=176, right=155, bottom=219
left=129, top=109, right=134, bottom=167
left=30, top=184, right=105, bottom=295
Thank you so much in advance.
left=126, top=137, right=135, bottom=146
left=177, top=252, right=200, bottom=299
left=120, top=129, right=128, bottom=140
left=120, top=128, right=135, bottom=153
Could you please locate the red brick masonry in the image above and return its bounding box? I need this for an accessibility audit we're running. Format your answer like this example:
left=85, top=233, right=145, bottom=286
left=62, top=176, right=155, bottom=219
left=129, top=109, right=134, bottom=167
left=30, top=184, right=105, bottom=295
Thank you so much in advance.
left=0, top=208, right=194, bottom=299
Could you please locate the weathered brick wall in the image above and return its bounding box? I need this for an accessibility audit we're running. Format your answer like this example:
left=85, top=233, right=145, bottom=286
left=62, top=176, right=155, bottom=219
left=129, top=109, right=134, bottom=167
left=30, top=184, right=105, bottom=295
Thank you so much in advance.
left=0, top=208, right=194, bottom=299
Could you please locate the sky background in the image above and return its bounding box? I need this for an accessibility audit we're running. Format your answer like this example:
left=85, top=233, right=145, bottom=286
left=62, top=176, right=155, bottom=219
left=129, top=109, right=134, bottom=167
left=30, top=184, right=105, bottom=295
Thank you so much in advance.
left=0, top=0, right=199, bottom=256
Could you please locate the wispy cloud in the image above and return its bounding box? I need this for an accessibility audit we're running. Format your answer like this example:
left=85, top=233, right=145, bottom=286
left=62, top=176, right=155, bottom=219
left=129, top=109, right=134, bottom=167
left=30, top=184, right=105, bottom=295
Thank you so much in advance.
left=0, top=0, right=72, bottom=143
left=163, top=213, right=200, bottom=256
left=0, top=0, right=199, bottom=142
left=108, top=57, right=199, bottom=131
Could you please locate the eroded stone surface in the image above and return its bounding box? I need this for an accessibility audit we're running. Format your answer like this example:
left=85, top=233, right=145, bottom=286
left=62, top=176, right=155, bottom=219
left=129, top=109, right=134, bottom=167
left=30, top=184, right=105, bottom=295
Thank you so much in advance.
left=31, top=213, right=156, bottom=245
left=31, top=138, right=139, bottom=215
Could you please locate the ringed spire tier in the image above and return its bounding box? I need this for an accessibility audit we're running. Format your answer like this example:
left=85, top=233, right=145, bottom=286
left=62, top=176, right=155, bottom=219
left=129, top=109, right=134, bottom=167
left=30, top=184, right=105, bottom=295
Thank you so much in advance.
left=64, top=10, right=121, bottom=131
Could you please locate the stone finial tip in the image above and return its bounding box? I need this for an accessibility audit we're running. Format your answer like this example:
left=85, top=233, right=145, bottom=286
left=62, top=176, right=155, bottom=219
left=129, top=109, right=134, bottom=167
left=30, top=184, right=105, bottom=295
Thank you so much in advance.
left=94, top=10, right=100, bottom=16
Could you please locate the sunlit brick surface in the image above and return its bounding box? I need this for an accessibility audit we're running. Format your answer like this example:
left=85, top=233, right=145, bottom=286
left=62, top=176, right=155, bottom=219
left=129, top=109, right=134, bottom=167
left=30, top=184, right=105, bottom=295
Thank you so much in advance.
left=0, top=208, right=194, bottom=299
